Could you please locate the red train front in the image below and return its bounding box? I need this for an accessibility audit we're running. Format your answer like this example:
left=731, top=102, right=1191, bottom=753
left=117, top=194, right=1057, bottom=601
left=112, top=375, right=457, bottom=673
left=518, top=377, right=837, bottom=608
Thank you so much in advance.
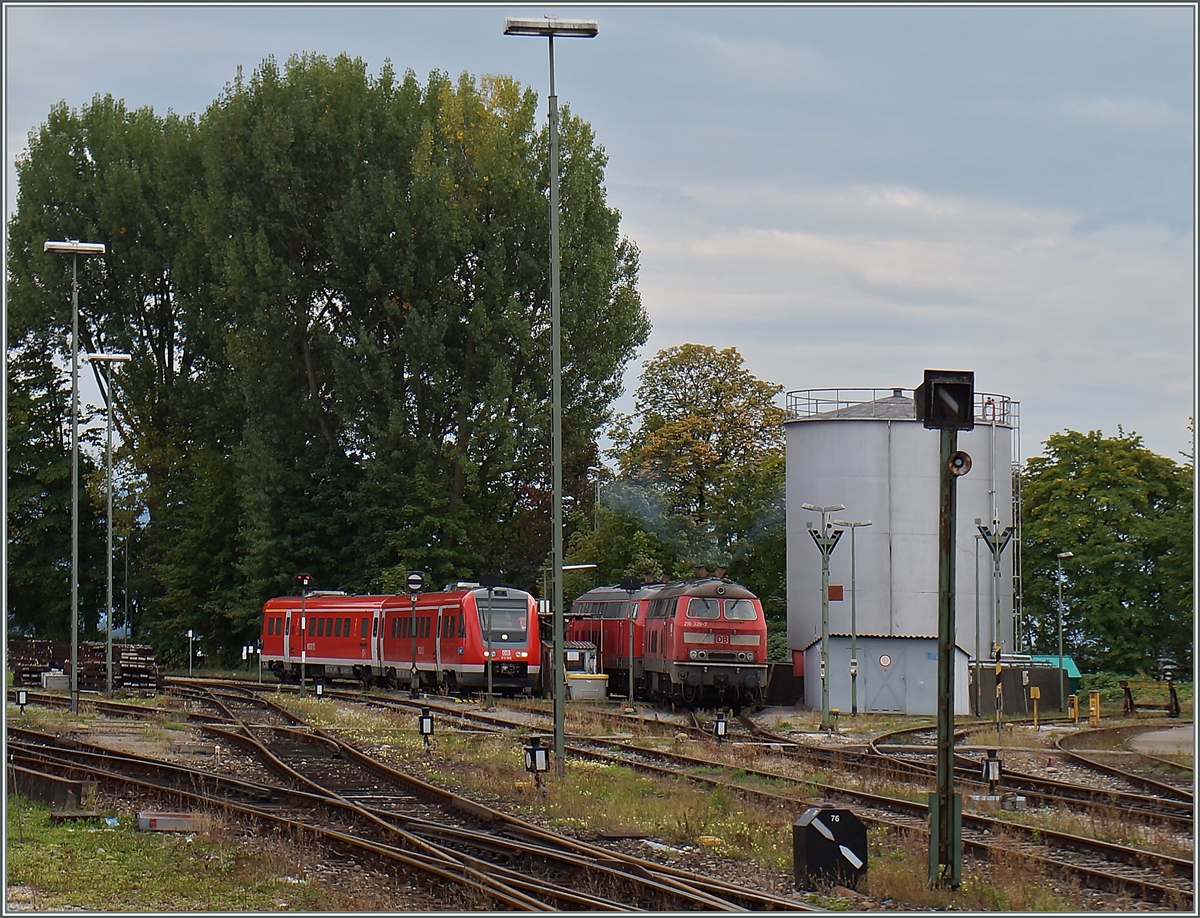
left=566, top=576, right=768, bottom=707
left=260, top=583, right=540, bottom=695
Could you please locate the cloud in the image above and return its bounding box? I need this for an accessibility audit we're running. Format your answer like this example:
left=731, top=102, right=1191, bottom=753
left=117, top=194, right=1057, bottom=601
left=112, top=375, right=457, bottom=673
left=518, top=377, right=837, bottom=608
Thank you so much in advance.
left=622, top=182, right=1193, bottom=459
left=1060, top=95, right=1187, bottom=129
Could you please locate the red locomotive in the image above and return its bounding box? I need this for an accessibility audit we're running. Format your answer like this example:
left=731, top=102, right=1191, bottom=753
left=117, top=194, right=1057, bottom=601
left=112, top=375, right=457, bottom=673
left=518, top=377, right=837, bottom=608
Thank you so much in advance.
left=260, top=583, right=540, bottom=695
left=564, top=576, right=768, bottom=706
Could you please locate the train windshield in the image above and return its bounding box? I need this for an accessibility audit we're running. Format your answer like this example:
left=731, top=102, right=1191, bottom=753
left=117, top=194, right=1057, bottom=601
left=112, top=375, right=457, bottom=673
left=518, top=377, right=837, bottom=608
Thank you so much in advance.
left=686, top=598, right=721, bottom=619
left=475, top=595, right=529, bottom=642
left=724, top=599, right=758, bottom=620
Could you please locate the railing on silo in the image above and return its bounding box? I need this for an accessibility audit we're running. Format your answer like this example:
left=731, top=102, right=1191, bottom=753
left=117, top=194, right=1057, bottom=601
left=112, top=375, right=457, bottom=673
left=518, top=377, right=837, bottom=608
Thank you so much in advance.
left=785, top=387, right=1018, bottom=427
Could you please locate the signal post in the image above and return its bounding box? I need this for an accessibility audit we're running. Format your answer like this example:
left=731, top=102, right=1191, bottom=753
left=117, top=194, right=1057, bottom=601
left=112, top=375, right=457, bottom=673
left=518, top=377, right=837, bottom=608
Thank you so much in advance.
left=914, top=369, right=974, bottom=888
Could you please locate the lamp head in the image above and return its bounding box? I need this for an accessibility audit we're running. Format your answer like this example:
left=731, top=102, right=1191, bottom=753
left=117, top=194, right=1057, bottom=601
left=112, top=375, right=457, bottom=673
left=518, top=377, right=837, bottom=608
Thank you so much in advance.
left=504, top=16, right=598, bottom=38
left=1056, top=551, right=1074, bottom=560
left=44, top=239, right=105, bottom=255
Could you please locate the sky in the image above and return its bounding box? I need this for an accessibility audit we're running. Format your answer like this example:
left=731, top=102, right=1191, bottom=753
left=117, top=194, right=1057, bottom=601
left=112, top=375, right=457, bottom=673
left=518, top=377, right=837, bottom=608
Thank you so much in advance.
left=4, top=3, right=1196, bottom=463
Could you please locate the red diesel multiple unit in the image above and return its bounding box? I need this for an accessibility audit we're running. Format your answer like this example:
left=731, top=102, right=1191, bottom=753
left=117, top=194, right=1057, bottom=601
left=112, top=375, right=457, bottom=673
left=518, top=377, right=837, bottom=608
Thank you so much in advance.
left=565, top=576, right=768, bottom=706
left=260, top=584, right=540, bottom=695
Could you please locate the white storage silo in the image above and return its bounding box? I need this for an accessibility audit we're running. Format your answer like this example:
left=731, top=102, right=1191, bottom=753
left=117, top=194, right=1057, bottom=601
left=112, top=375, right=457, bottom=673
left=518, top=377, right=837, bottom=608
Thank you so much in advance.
left=785, top=387, right=1020, bottom=715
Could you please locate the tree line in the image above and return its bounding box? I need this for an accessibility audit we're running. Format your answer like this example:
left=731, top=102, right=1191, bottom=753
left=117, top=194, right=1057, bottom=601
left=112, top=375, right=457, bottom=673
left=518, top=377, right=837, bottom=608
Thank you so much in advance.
left=7, top=53, right=647, bottom=662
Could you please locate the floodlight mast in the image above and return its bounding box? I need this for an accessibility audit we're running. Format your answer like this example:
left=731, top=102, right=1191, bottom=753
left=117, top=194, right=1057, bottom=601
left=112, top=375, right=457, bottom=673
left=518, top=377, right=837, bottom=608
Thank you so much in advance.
left=44, top=238, right=106, bottom=713
left=504, top=12, right=598, bottom=778
left=84, top=352, right=131, bottom=698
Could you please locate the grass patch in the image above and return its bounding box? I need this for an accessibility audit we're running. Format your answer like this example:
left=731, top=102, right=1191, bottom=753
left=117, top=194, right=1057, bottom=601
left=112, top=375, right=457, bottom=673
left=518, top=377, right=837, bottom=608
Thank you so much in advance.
left=5, top=798, right=352, bottom=911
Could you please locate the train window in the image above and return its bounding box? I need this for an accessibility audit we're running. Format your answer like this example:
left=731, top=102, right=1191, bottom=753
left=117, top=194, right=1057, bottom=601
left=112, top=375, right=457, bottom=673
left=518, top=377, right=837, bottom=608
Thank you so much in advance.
left=315, top=618, right=324, bottom=637
left=647, top=598, right=673, bottom=619
left=343, top=617, right=351, bottom=636
left=686, top=598, right=720, bottom=619
left=361, top=617, right=369, bottom=638
left=372, top=616, right=378, bottom=637
left=285, top=618, right=290, bottom=636
left=724, top=599, right=757, bottom=620
left=458, top=613, right=465, bottom=638
left=333, top=618, right=342, bottom=637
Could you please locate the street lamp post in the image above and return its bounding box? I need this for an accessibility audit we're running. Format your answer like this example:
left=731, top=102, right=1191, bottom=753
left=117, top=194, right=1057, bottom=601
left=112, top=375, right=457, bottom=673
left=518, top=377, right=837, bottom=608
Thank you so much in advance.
left=974, top=533, right=982, bottom=716
left=187, top=629, right=194, bottom=677
left=505, top=14, right=598, bottom=776
left=832, top=519, right=871, bottom=716
left=1056, top=551, right=1074, bottom=711
left=84, top=352, right=131, bottom=698
left=44, top=239, right=106, bottom=713
left=976, top=517, right=1014, bottom=734
left=802, top=502, right=844, bottom=731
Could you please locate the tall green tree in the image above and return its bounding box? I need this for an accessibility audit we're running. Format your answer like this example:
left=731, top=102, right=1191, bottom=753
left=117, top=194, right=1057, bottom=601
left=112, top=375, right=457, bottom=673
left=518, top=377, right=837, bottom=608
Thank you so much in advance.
left=1021, top=429, right=1193, bottom=675
left=608, top=344, right=785, bottom=568
left=579, top=344, right=787, bottom=648
left=7, top=53, right=647, bottom=662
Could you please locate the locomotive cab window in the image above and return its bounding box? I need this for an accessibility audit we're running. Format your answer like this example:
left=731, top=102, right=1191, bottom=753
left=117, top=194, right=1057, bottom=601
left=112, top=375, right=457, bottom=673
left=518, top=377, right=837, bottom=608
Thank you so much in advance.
left=686, top=598, right=720, bottom=619
left=476, top=595, right=529, bottom=642
left=724, top=599, right=757, bottom=620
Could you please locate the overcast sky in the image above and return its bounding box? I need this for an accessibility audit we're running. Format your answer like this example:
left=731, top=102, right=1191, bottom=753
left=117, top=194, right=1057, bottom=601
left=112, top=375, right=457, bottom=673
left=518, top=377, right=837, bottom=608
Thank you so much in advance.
left=5, top=3, right=1196, bottom=462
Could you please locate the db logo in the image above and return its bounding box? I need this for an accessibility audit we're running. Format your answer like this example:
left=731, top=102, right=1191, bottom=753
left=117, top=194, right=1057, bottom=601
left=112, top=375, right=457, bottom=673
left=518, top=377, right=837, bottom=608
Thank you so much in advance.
left=716, top=634, right=730, bottom=645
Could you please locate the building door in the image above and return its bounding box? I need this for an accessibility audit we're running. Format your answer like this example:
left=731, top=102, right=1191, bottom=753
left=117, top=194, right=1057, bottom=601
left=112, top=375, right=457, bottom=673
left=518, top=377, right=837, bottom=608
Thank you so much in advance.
left=867, top=647, right=906, bottom=714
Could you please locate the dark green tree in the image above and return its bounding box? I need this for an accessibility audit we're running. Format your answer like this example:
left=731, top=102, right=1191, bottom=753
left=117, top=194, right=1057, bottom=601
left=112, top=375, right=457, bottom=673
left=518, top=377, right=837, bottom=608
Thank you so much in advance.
left=7, top=54, right=647, bottom=662
left=1021, top=428, right=1193, bottom=676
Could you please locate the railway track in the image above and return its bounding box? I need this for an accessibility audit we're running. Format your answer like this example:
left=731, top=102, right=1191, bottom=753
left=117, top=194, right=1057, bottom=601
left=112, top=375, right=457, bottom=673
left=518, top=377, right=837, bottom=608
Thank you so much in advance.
left=9, top=688, right=814, bottom=911
left=563, top=735, right=1193, bottom=908
left=12, top=680, right=1192, bottom=909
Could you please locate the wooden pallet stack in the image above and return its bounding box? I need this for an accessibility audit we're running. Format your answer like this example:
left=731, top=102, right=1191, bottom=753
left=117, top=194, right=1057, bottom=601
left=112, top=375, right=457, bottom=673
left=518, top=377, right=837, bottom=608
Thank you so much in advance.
left=6, top=640, right=70, bottom=687
left=5, top=640, right=162, bottom=694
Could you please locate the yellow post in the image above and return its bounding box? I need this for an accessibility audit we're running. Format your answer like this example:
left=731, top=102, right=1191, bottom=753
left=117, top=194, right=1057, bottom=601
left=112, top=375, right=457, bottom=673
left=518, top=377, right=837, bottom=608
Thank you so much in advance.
left=1030, top=686, right=1040, bottom=730
left=1068, top=694, right=1078, bottom=723
left=1087, top=690, right=1100, bottom=726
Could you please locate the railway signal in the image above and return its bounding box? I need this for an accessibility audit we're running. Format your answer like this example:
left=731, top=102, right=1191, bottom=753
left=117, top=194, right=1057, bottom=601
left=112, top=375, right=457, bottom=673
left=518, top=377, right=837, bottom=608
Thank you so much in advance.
left=913, top=369, right=974, bottom=889
left=419, top=706, right=434, bottom=751
left=407, top=572, right=424, bottom=699
left=524, top=735, right=550, bottom=796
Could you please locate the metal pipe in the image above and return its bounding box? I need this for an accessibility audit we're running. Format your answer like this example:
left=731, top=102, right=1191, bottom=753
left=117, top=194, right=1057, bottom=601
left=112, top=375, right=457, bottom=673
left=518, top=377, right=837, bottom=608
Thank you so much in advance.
left=1056, top=551, right=1073, bottom=711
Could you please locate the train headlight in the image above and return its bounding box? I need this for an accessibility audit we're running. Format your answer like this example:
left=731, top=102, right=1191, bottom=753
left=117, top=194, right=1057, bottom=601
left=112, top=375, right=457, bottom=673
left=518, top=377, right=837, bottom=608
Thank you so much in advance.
left=517, top=651, right=528, bottom=659
left=746, top=651, right=755, bottom=662
left=689, top=649, right=698, bottom=660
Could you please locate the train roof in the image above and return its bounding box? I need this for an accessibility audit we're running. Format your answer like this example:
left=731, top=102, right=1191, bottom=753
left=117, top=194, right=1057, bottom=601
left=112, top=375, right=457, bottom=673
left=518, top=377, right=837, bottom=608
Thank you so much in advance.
left=571, top=576, right=759, bottom=603
left=264, top=584, right=533, bottom=609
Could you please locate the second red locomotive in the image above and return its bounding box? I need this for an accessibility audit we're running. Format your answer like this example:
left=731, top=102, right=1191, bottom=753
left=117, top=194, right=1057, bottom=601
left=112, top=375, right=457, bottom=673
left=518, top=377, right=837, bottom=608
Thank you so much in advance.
left=565, top=576, right=768, bottom=706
